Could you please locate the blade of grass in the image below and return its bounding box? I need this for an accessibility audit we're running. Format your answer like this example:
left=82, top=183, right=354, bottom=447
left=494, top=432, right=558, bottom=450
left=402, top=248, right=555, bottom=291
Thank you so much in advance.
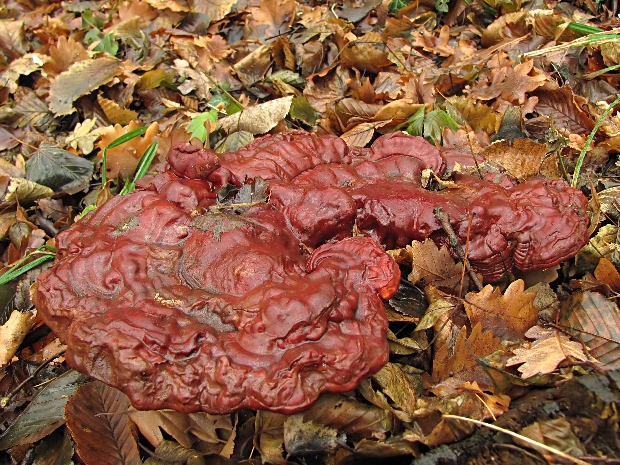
left=0, top=246, right=56, bottom=286
left=443, top=415, right=589, bottom=465
left=119, top=141, right=159, bottom=195
left=100, top=125, right=149, bottom=186
left=572, top=94, right=620, bottom=187
left=522, top=27, right=620, bottom=59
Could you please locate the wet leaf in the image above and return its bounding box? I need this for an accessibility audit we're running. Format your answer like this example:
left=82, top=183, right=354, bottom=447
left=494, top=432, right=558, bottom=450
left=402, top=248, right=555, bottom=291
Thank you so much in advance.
left=26, top=143, right=94, bottom=195
left=144, top=440, right=204, bottom=465
left=0, top=370, right=90, bottom=450
left=65, top=381, right=141, bottom=465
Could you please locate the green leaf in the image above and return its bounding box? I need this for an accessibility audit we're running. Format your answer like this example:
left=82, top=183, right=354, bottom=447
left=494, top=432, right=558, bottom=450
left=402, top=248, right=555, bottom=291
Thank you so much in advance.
left=267, top=70, right=306, bottom=88
left=187, top=110, right=219, bottom=142
left=0, top=370, right=90, bottom=450
left=435, top=0, right=449, bottom=12
left=289, top=95, right=317, bottom=126
left=401, top=105, right=425, bottom=137
left=215, top=131, right=254, bottom=153
left=423, top=109, right=459, bottom=145
left=94, top=33, right=119, bottom=56
left=389, top=0, right=409, bottom=14
left=26, top=143, right=94, bottom=194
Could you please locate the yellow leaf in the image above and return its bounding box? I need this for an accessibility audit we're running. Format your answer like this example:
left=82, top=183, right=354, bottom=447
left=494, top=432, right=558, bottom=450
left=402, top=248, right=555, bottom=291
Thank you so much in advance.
left=0, top=310, right=36, bottom=365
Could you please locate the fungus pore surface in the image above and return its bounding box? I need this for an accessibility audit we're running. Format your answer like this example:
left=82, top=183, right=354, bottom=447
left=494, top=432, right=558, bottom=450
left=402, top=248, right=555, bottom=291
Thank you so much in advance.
left=34, top=131, right=589, bottom=413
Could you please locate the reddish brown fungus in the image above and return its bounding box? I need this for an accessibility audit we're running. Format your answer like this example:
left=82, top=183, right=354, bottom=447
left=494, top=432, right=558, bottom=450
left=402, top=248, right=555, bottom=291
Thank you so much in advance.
left=34, top=131, right=589, bottom=413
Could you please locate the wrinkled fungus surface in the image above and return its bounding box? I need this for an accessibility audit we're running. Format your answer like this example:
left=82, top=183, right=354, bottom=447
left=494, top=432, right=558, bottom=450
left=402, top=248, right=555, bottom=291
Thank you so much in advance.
left=34, top=131, right=589, bottom=413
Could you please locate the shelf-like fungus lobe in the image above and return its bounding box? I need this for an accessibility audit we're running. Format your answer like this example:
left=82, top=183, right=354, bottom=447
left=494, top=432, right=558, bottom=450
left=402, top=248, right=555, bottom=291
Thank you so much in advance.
left=34, top=131, right=589, bottom=413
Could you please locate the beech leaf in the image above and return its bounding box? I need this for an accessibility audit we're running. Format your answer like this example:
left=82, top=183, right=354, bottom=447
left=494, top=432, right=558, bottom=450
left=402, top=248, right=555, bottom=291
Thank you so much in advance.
left=48, top=57, right=123, bottom=115
left=26, top=143, right=94, bottom=195
left=65, top=381, right=141, bottom=465
left=218, top=97, right=293, bottom=135
left=0, top=370, right=90, bottom=450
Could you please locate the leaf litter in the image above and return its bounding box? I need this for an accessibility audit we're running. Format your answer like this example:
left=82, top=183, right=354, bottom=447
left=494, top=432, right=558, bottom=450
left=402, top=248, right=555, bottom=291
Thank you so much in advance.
left=0, top=0, right=619, bottom=462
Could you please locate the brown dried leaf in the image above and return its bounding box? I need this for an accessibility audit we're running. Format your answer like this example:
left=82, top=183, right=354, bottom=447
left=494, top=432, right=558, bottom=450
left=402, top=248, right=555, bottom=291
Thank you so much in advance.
left=0, top=176, right=54, bottom=205
left=232, top=44, right=271, bottom=86
left=48, top=58, right=123, bottom=116
left=247, top=0, right=296, bottom=40
left=406, top=239, right=463, bottom=290
left=143, top=0, right=189, bottom=11
left=469, top=61, right=547, bottom=104
left=192, top=0, right=238, bottom=21
left=43, top=36, right=89, bottom=78
left=0, top=54, right=50, bottom=94
left=97, top=94, right=139, bottom=126
left=284, top=415, right=344, bottom=456
left=255, top=412, right=286, bottom=465
left=517, top=418, right=587, bottom=458
left=479, top=138, right=562, bottom=180
left=561, top=291, right=620, bottom=370
left=594, top=258, right=620, bottom=294
left=96, top=121, right=159, bottom=179
left=301, top=393, right=393, bottom=441
left=465, top=280, right=539, bottom=341
left=0, top=310, right=36, bottom=366
left=0, top=21, right=27, bottom=58
left=12, top=87, right=53, bottom=129
left=534, top=86, right=595, bottom=135
left=371, top=363, right=419, bottom=414
left=412, top=25, right=454, bottom=57
left=430, top=323, right=501, bottom=396
left=218, top=96, right=293, bottom=135
left=340, top=120, right=390, bottom=147
left=507, top=326, right=589, bottom=379
left=65, top=381, right=141, bottom=465
left=446, top=96, right=499, bottom=134
left=481, top=12, right=529, bottom=47
left=335, top=98, right=382, bottom=128
left=342, top=32, right=392, bottom=73
left=600, top=42, right=620, bottom=67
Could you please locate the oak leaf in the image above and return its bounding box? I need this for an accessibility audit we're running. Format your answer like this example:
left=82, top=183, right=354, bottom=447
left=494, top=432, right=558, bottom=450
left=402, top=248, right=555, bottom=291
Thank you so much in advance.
left=464, top=280, right=539, bottom=341
left=247, top=0, right=296, bottom=40
left=0, top=53, right=50, bottom=93
left=43, top=36, right=89, bottom=78
left=468, top=60, right=547, bottom=104
left=65, top=118, right=101, bottom=155
left=507, top=326, right=589, bottom=379
left=406, top=239, right=464, bottom=290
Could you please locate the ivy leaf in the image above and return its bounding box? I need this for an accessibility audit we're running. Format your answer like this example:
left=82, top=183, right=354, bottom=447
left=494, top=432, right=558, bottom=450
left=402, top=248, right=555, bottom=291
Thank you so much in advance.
left=26, top=143, right=94, bottom=195
left=187, top=110, right=219, bottom=142
left=435, top=0, right=449, bottom=12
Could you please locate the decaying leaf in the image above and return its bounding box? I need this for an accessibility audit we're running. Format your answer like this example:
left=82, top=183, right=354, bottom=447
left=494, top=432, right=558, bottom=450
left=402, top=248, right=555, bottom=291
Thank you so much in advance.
left=0, top=53, right=50, bottom=93
left=0, top=310, right=36, bottom=365
left=464, top=280, right=539, bottom=341
left=48, top=57, right=123, bottom=115
left=517, top=418, right=587, bottom=458
left=218, top=96, right=293, bottom=135
left=65, top=381, right=141, bottom=465
left=507, top=326, right=590, bottom=378
left=255, top=411, right=286, bottom=465
left=26, top=143, right=94, bottom=195
left=0, top=176, right=54, bottom=205
left=561, top=291, right=620, bottom=370
left=65, top=118, right=101, bottom=155
left=284, top=415, right=345, bottom=456
left=0, top=370, right=89, bottom=450
left=406, top=239, right=464, bottom=290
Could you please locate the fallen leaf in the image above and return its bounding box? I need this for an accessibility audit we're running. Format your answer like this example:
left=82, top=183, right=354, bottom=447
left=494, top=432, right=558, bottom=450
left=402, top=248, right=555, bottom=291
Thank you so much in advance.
left=480, top=138, right=562, bottom=180
left=255, top=411, right=286, bottom=465
left=464, top=280, right=539, bottom=341
left=284, top=415, right=345, bottom=456
left=534, top=86, right=595, bottom=135
left=340, top=120, right=391, bottom=147
left=517, top=418, right=587, bottom=458
left=65, top=381, right=141, bottom=465
left=561, top=291, right=620, bottom=370
left=0, top=53, right=50, bottom=93
left=0, top=310, right=36, bottom=365
left=97, top=94, right=139, bottom=125
left=406, top=239, right=464, bottom=290
left=0, top=176, right=54, bottom=205
left=0, top=370, right=89, bottom=450
left=342, top=32, right=392, bottom=73
left=48, top=57, right=123, bottom=115
left=65, top=118, right=101, bottom=155
left=218, top=96, right=293, bottom=135
left=469, top=60, right=547, bottom=104
left=506, top=326, right=590, bottom=378
left=26, top=143, right=94, bottom=195
left=594, top=257, right=620, bottom=294
left=247, top=0, right=296, bottom=40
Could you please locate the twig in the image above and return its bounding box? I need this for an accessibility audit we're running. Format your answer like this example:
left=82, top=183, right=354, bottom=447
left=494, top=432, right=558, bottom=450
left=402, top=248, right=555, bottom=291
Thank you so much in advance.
left=1, top=349, right=67, bottom=407
left=442, top=415, right=590, bottom=465
left=434, top=207, right=484, bottom=291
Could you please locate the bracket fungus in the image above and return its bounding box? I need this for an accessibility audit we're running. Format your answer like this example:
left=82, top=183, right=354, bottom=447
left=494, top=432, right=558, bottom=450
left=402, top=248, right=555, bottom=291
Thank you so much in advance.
left=34, top=131, right=589, bottom=414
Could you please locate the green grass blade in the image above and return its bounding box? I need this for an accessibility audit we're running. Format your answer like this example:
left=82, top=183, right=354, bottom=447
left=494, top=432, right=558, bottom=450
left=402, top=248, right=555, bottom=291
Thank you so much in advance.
left=100, top=125, right=150, bottom=186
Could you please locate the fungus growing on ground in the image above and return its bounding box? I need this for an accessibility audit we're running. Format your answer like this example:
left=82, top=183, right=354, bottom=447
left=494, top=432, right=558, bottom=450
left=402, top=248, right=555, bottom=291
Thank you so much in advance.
left=34, top=131, right=589, bottom=413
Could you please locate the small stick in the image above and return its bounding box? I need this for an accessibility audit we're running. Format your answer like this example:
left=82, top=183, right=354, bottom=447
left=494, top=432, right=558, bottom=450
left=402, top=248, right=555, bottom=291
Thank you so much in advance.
left=434, top=207, right=484, bottom=291
left=1, top=349, right=66, bottom=408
